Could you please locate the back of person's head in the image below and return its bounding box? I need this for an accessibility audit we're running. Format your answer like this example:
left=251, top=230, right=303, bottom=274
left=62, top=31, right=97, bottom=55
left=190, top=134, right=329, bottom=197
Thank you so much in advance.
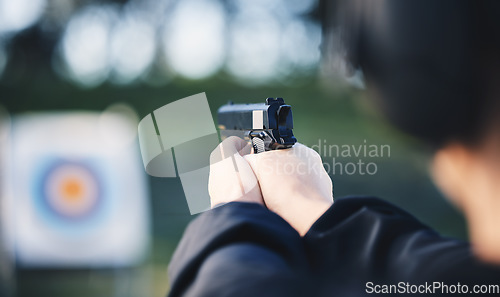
left=334, top=0, right=500, bottom=148
left=330, top=0, right=500, bottom=264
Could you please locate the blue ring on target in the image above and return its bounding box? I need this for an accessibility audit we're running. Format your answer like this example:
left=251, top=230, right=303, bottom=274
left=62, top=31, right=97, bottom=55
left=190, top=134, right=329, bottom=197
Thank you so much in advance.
left=32, top=158, right=106, bottom=231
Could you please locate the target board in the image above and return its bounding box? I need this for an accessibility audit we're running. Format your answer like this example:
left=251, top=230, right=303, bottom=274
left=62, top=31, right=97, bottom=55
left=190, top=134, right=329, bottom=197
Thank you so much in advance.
left=2, top=112, right=150, bottom=268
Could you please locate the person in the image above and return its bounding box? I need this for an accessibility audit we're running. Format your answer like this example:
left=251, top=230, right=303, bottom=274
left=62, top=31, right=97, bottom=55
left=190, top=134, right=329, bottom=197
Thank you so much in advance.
left=167, top=1, right=500, bottom=296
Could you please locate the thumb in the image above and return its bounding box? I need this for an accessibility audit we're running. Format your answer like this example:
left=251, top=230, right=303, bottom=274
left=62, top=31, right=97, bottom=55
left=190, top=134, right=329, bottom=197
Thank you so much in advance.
left=210, top=136, right=249, bottom=164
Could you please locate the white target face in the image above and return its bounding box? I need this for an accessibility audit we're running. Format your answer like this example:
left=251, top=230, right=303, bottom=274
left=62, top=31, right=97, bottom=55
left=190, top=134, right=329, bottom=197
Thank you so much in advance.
left=43, top=163, right=100, bottom=220
left=6, top=112, right=149, bottom=268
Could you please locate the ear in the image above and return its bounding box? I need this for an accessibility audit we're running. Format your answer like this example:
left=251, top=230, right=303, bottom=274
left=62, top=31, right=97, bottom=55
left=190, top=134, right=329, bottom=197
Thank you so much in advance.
left=432, top=142, right=500, bottom=264
left=431, top=143, right=472, bottom=210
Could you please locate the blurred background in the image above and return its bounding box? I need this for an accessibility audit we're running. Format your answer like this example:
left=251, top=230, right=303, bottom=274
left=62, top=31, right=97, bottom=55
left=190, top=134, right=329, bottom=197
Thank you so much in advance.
left=0, top=0, right=467, bottom=296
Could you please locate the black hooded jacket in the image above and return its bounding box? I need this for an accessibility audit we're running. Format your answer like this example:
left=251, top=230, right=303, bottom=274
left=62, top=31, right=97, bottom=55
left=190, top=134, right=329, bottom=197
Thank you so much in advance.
left=168, top=197, right=500, bottom=296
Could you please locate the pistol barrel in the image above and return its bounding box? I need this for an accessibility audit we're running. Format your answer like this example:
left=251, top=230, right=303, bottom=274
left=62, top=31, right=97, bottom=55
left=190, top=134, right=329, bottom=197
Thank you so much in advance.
left=217, top=97, right=297, bottom=153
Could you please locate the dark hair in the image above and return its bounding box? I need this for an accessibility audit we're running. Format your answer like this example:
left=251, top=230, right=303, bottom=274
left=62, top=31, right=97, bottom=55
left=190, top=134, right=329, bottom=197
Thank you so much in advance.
left=330, top=0, right=500, bottom=147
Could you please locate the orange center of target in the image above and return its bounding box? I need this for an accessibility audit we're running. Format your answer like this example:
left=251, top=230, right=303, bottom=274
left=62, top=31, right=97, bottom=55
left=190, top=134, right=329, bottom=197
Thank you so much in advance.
left=60, top=178, right=84, bottom=204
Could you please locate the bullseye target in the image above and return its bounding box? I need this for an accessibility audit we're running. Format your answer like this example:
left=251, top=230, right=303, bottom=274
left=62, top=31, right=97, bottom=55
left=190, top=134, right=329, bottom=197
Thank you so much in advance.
left=3, top=112, right=150, bottom=267
left=38, top=160, right=103, bottom=223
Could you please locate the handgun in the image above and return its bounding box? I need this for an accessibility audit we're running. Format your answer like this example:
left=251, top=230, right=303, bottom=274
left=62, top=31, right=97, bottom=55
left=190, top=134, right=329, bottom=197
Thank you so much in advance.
left=217, top=97, right=297, bottom=153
